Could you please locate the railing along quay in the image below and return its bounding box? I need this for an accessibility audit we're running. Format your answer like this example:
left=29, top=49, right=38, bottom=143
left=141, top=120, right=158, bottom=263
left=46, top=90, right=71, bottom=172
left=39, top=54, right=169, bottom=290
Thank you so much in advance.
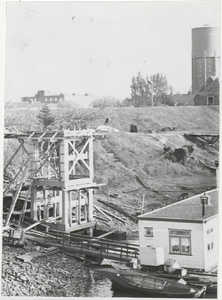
left=26, top=231, right=139, bottom=262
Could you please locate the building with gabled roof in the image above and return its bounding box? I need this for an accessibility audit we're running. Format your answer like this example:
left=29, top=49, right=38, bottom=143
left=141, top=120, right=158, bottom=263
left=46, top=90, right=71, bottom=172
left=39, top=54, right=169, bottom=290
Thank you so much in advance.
left=194, top=76, right=220, bottom=106
left=138, top=189, right=219, bottom=271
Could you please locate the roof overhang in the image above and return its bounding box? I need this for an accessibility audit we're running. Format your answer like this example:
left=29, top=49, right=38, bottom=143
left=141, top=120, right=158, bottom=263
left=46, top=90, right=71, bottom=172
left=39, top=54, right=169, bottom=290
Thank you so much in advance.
left=138, top=214, right=218, bottom=223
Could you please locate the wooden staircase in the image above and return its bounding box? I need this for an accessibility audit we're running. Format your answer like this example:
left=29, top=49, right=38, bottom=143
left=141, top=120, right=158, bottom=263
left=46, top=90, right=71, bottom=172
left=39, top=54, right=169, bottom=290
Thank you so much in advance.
left=4, top=161, right=32, bottom=227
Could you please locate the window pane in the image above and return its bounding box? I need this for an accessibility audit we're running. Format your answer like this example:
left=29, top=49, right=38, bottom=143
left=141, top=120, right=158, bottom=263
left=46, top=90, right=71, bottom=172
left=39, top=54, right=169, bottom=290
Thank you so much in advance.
left=170, top=237, right=180, bottom=253
left=170, top=230, right=190, bottom=236
left=207, top=231, right=214, bottom=252
left=144, top=227, right=153, bottom=236
left=181, top=237, right=191, bottom=254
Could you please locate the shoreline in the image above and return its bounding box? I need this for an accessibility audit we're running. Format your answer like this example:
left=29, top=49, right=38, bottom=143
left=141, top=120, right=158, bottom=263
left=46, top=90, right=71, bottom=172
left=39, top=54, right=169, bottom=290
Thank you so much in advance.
left=2, top=241, right=104, bottom=297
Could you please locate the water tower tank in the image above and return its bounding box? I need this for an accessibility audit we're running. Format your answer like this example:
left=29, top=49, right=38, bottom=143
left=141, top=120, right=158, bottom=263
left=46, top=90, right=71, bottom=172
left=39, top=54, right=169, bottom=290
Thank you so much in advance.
left=192, top=26, right=220, bottom=94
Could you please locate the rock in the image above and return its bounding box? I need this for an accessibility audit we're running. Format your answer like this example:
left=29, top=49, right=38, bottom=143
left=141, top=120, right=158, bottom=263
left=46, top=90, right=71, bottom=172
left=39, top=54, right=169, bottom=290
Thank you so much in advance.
left=20, top=275, right=27, bottom=281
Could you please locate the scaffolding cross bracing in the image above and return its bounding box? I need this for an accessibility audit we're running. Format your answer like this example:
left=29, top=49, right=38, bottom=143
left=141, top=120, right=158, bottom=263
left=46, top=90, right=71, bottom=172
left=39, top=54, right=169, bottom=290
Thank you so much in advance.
left=3, top=129, right=104, bottom=233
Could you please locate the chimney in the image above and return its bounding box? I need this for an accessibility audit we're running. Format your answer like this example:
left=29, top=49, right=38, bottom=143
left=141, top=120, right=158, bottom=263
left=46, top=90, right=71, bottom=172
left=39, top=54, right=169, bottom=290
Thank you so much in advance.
left=215, top=160, right=219, bottom=188
left=200, top=193, right=211, bottom=217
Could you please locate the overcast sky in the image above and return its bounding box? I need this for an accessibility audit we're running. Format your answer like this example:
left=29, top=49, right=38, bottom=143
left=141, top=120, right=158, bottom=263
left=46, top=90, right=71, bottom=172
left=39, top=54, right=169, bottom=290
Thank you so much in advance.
left=4, top=0, right=221, bottom=102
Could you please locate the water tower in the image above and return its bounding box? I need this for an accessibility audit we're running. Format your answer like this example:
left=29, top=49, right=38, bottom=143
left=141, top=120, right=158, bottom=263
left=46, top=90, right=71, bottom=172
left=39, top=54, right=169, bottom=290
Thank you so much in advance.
left=192, top=26, right=220, bottom=94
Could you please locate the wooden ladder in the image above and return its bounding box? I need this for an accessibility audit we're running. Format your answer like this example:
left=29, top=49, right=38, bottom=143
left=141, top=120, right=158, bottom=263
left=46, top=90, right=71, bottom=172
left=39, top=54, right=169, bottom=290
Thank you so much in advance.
left=18, top=181, right=33, bottom=226
left=4, top=161, right=30, bottom=227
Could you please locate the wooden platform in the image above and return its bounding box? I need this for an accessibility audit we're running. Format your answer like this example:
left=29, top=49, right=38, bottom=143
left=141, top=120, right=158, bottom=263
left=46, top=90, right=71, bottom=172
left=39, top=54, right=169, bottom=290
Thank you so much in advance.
left=25, top=231, right=139, bottom=262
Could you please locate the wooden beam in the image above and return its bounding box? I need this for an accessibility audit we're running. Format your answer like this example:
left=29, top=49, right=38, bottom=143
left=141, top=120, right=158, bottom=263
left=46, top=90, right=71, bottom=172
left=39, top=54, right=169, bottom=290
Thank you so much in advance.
left=4, top=142, right=24, bottom=171
left=23, top=221, right=41, bottom=232
left=97, top=199, right=137, bottom=222
left=100, top=207, right=126, bottom=223
left=94, top=230, right=116, bottom=239
left=93, top=215, right=108, bottom=222
left=123, top=188, right=139, bottom=193
left=93, top=204, right=112, bottom=221
left=136, top=176, right=149, bottom=189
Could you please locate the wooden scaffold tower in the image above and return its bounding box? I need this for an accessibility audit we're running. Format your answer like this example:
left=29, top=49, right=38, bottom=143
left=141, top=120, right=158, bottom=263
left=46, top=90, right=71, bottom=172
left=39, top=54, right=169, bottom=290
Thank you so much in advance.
left=4, top=129, right=103, bottom=234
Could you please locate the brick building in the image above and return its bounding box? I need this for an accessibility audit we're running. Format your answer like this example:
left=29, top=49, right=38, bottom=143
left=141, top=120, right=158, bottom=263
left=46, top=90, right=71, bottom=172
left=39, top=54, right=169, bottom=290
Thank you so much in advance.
left=21, top=90, right=64, bottom=104
left=193, top=76, right=220, bottom=106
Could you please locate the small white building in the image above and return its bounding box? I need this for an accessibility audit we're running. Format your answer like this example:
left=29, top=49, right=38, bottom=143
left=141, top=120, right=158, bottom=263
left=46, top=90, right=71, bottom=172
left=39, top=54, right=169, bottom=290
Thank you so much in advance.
left=138, top=189, right=218, bottom=272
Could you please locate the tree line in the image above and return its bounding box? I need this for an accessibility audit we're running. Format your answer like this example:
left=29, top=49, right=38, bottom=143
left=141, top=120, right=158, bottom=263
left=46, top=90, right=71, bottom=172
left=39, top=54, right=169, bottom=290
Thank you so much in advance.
left=91, top=72, right=174, bottom=108
left=36, top=72, right=174, bottom=129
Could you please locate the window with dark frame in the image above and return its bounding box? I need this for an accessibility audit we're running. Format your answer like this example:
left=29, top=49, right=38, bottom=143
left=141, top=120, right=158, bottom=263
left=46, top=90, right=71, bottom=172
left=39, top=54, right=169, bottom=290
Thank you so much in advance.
left=144, top=227, right=153, bottom=237
left=169, top=229, right=191, bottom=255
left=207, top=96, right=214, bottom=105
left=207, top=228, right=214, bottom=252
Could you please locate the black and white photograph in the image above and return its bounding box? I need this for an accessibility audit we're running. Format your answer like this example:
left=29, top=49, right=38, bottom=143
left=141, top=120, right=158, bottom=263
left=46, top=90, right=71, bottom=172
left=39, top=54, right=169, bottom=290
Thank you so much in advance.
left=1, top=0, right=220, bottom=298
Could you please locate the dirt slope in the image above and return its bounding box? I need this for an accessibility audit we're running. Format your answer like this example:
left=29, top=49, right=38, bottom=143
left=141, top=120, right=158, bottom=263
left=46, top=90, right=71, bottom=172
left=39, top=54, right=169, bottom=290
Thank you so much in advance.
left=4, top=106, right=219, bottom=233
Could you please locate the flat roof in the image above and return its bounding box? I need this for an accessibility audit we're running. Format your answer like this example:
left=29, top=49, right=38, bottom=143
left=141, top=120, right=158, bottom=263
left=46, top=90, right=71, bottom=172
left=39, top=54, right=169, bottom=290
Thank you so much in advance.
left=138, top=189, right=218, bottom=222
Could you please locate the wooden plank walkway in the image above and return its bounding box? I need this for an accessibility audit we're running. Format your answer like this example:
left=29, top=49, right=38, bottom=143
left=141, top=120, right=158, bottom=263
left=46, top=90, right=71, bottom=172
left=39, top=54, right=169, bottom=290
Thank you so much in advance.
left=25, top=231, right=139, bottom=262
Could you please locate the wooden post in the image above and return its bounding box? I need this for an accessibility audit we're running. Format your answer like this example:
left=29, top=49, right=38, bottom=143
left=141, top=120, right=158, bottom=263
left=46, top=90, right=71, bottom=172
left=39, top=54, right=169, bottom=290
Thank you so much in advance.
left=78, top=190, right=81, bottom=224
left=56, top=201, right=60, bottom=217
left=61, top=191, right=69, bottom=225
left=46, top=204, right=49, bottom=219
left=31, top=186, right=37, bottom=220
left=69, top=192, right=72, bottom=227
left=53, top=203, right=56, bottom=218
left=37, top=206, right=41, bottom=220
left=88, top=189, right=93, bottom=222
left=84, top=204, right=87, bottom=221
left=59, top=140, right=66, bottom=182
left=88, top=136, right=94, bottom=181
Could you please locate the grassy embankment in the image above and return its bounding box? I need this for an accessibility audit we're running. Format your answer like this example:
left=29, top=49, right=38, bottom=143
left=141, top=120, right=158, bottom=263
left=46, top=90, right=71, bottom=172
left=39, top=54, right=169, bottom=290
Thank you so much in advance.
left=4, top=106, right=219, bottom=228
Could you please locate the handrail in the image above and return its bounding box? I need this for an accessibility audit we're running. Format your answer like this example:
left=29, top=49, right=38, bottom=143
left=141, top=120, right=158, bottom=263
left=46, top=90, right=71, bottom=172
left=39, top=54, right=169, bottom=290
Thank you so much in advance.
left=49, top=230, right=139, bottom=249
left=43, top=231, right=139, bottom=260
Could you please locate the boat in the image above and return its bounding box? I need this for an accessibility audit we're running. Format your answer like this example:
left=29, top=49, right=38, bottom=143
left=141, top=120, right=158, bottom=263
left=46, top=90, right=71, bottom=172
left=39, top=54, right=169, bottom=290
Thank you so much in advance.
left=93, top=267, right=206, bottom=298
left=109, top=260, right=217, bottom=294
left=154, top=272, right=217, bottom=294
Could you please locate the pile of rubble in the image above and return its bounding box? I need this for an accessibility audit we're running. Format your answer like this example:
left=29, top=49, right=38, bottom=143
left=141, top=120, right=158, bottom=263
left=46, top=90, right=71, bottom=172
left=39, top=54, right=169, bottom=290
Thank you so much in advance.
left=1, top=243, right=89, bottom=297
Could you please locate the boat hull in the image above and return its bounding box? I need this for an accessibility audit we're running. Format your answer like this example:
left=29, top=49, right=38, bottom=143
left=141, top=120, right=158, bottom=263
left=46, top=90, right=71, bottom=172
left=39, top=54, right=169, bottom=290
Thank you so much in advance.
left=110, top=261, right=217, bottom=294
left=94, top=267, right=206, bottom=298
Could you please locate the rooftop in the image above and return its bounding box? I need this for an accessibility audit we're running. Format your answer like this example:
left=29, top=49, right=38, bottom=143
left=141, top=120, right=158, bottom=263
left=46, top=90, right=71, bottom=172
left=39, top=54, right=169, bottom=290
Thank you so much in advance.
left=197, top=77, right=220, bottom=96
left=172, top=94, right=194, bottom=106
left=138, top=189, right=218, bottom=222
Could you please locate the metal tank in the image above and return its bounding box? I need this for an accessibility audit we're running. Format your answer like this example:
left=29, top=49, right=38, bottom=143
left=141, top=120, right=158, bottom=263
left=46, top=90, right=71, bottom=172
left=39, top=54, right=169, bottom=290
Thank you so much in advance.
left=192, top=26, right=220, bottom=94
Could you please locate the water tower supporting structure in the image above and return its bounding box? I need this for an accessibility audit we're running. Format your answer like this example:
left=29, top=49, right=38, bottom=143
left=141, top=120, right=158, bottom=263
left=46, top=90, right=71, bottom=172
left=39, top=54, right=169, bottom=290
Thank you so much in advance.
left=192, top=26, right=220, bottom=94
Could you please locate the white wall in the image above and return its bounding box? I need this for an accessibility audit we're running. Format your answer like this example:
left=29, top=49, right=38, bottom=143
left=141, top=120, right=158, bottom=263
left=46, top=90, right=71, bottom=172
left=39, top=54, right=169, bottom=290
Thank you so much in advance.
left=138, top=219, right=205, bottom=270
left=203, top=216, right=219, bottom=271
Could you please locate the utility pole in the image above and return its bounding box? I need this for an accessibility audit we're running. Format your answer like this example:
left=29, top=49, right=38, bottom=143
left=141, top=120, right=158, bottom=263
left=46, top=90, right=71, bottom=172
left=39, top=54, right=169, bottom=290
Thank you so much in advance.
left=148, top=80, right=154, bottom=107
